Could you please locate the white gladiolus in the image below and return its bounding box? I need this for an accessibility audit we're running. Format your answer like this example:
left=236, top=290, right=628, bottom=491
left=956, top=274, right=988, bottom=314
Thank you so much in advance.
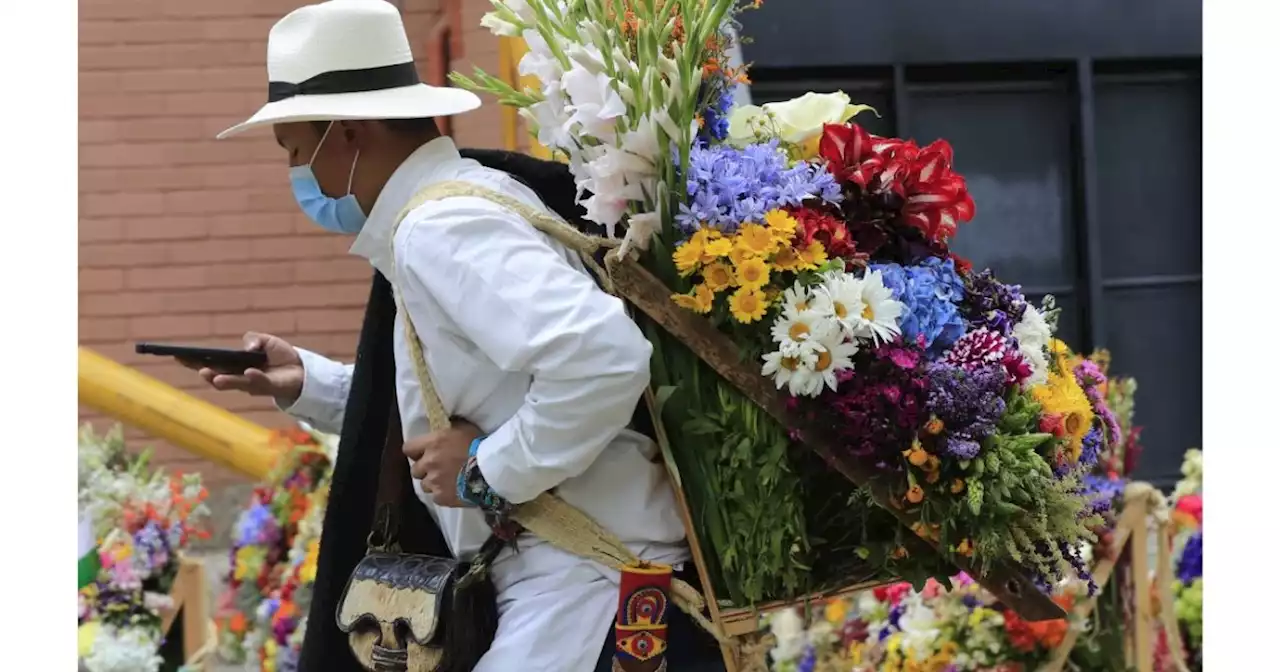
left=561, top=63, right=626, bottom=141
left=480, top=12, right=521, bottom=37
left=499, top=0, right=536, bottom=22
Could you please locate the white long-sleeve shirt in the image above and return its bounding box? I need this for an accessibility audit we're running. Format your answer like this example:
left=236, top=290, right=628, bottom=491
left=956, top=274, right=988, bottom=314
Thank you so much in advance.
left=281, top=137, right=688, bottom=672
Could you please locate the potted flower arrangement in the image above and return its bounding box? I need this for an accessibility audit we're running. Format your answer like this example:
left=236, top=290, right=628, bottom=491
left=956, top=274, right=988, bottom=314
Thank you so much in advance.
left=457, top=0, right=1120, bottom=628
left=77, top=425, right=211, bottom=672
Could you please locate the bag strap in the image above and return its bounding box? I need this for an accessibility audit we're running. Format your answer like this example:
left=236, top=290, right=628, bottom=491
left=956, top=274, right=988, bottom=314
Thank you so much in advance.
left=367, top=403, right=408, bottom=552
left=388, top=180, right=724, bottom=642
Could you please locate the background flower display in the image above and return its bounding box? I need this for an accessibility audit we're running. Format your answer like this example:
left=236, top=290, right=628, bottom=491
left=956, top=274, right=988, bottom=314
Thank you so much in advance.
left=1161, top=449, right=1201, bottom=671
left=765, top=574, right=1087, bottom=672
left=460, top=0, right=1122, bottom=607
left=214, top=424, right=335, bottom=671
left=77, top=424, right=211, bottom=672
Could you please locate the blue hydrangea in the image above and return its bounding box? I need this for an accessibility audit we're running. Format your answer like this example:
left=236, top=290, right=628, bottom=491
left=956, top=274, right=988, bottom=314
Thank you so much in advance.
left=675, top=140, right=842, bottom=235
left=871, top=257, right=968, bottom=354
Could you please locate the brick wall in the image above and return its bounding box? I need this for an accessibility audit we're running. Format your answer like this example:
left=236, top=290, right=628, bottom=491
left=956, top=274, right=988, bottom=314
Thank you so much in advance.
left=79, top=0, right=503, bottom=490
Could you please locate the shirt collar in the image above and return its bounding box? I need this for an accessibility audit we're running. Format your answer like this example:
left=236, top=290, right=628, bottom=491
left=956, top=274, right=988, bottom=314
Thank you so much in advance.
left=349, top=136, right=465, bottom=277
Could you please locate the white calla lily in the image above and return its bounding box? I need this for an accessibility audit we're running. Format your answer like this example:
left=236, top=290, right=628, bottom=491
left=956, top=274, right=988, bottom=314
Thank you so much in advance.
left=727, top=91, right=875, bottom=153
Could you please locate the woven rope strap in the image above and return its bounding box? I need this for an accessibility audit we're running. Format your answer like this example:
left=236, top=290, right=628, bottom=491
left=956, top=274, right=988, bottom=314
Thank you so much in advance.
left=388, top=181, right=721, bottom=642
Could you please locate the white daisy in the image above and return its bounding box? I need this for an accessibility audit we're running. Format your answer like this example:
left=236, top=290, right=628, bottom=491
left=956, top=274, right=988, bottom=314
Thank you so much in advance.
left=793, top=329, right=859, bottom=397
left=812, top=272, right=866, bottom=336
left=780, top=281, right=815, bottom=319
left=769, top=305, right=838, bottom=352
left=761, top=347, right=818, bottom=395
left=853, top=269, right=904, bottom=345
left=1012, top=304, right=1052, bottom=388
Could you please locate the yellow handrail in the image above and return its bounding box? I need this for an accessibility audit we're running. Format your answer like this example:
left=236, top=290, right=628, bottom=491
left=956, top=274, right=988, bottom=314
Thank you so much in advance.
left=78, top=347, right=278, bottom=480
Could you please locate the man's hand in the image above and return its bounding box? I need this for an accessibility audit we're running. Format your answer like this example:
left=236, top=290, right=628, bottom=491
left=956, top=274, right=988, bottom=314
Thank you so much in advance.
left=403, top=420, right=484, bottom=508
left=181, top=332, right=304, bottom=405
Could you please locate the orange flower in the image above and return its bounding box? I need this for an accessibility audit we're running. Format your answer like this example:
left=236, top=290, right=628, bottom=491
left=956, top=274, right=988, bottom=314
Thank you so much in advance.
left=905, top=485, right=925, bottom=504
left=950, top=478, right=966, bottom=494
left=924, top=416, right=945, bottom=435
left=903, top=445, right=930, bottom=467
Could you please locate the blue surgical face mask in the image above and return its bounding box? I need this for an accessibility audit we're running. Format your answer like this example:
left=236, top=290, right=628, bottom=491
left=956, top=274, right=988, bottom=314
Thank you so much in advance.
left=290, top=121, right=367, bottom=234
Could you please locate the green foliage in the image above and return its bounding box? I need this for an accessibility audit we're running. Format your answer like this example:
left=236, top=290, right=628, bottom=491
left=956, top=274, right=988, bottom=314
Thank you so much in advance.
left=930, top=389, right=1100, bottom=580
left=682, top=384, right=811, bottom=603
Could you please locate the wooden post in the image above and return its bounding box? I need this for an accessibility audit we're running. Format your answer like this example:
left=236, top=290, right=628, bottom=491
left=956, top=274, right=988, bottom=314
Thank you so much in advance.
left=161, top=555, right=212, bottom=667
left=1041, top=483, right=1181, bottom=672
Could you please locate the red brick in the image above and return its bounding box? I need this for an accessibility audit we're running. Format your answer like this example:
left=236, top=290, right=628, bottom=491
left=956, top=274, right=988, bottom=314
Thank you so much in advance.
left=80, top=167, right=202, bottom=193
left=204, top=261, right=296, bottom=288
left=296, top=308, right=365, bottom=333
left=160, top=288, right=256, bottom=314
left=212, top=310, right=297, bottom=337
left=81, top=291, right=167, bottom=317
left=200, top=164, right=286, bottom=190
left=81, top=192, right=167, bottom=217
left=80, top=268, right=126, bottom=292
left=79, top=218, right=127, bottom=243
left=126, top=266, right=209, bottom=290
left=166, top=238, right=256, bottom=265
left=80, top=93, right=173, bottom=119
left=163, top=189, right=252, bottom=215
left=125, top=215, right=210, bottom=241
left=81, top=241, right=170, bottom=267
left=204, top=212, right=298, bottom=238
left=247, top=236, right=350, bottom=262
left=80, top=317, right=131, bottom=342
left=79, top=0, right=167, bottom=21
left=129, top=314, right=214, bottom=339
left=80, top=143, right=171, bottom=168
left=252, top=283, right=368, bottom=309
left=295, top=258, right=374, bottom=284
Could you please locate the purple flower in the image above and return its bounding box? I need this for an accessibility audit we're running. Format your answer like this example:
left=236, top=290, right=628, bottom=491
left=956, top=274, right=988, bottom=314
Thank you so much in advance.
left=962, top=270, right=1027, bottom=336
left=1078, top=426, right=1104, bottom=471
left=925, top=363, right=1007, bottom=459
left=675, top=140, right=842, bottom=234
left=1177, top=531, right=1203, bottom=583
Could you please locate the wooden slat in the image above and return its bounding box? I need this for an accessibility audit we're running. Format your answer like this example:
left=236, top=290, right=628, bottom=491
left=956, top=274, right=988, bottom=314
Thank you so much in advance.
left=607, top=255, right=1065, bottom=621
left=1041, top=497, right=1145, bottom=672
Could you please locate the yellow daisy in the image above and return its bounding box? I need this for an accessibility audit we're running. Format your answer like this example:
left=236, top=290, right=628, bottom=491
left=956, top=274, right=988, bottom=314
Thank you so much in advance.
left=729, top=287, right=769, bottom=323
left=797, top=240, right=828, bottom=269
left=737, top=223, right=779, bottom=256
left=1031, top=370, right=1095, bottom=462
left=764, top=208, right=798, bottom=239
left=701, top=237, right=733, bottom=262
left=728, top=243, right=757, bottom=267
left=701, top=261, right=735, bottom=292
left=672, top=284, right=715, bottom=314
left=672, top=240, right=704, bottom=276
left=771, top=245, right=804, bottom=272
left=734, top=257, right=770, bottom=290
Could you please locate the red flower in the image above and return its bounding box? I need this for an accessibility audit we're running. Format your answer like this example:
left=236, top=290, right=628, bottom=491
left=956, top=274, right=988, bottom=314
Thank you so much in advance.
left=1002, top=610, right=1039, bottom=653
left=819, top=122, right=976, bottom=248
left=790, top=206, right=862, bottom=262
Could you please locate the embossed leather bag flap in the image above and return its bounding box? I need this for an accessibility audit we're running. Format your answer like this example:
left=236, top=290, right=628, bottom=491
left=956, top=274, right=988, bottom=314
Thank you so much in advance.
left=336, top=552, right=457, bottom=646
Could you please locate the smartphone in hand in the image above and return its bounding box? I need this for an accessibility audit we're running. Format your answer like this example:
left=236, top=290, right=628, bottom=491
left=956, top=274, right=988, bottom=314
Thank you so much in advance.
left=135, top=342, right=268, bottom=375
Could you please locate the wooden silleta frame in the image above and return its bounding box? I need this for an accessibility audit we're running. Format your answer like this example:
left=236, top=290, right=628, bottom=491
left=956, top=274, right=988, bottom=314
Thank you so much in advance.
left=604, top=254, right=1067, bottom=634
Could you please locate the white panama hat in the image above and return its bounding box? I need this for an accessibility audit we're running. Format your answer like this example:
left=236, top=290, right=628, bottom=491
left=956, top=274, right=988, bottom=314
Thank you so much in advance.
left=216, top=0, right=481, bottom=140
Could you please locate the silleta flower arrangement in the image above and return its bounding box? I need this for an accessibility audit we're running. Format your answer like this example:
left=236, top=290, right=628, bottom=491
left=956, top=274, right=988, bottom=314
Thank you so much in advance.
left=215, top=425, right=335, bottom=671
left=77, top=425, right=210, bottom=672
left=765, top=574, right=1086, bottom=672
left=460, top=0, right=1117, bottom=611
